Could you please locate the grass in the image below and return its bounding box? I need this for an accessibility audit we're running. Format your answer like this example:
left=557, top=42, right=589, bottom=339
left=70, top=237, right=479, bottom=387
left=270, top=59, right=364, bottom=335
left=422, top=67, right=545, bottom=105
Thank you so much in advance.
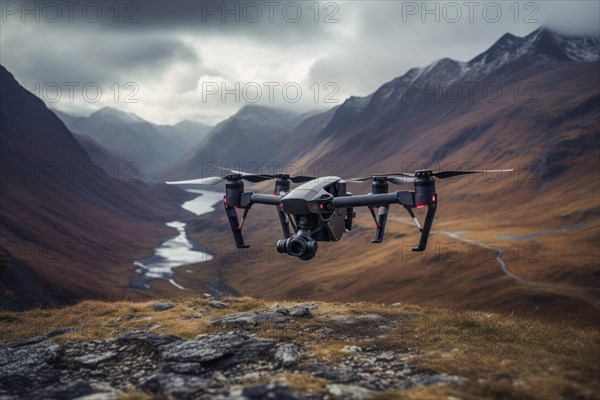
left=0, top=297, right=598, bottom=399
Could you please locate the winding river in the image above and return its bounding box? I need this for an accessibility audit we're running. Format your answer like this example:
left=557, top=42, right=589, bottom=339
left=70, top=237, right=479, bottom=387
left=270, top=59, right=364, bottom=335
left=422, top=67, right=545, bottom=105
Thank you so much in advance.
left=131, top=190, right=224, bottom=290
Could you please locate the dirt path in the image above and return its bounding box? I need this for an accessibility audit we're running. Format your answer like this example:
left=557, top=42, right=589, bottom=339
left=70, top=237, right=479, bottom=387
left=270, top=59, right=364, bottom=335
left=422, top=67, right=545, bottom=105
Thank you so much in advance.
left=389, top=217, right=600, bottom=308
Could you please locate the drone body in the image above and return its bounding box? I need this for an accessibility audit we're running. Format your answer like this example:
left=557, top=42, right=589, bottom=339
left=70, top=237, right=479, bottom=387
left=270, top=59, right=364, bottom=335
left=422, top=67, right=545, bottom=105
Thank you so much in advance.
left=167, top=168, right=510, bottom=260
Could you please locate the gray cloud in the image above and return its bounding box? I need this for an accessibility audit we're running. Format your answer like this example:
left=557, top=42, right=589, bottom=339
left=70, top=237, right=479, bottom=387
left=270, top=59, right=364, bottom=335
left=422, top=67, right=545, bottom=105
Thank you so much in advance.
left=1, top=23, right=198, bottom=84
left=1, top=0, right=598, bottom=125
left=15, top=0, right=339, bottom=42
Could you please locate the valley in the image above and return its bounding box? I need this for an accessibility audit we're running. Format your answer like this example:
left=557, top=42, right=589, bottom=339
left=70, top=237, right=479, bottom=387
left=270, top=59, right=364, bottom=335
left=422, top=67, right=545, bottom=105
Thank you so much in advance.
left=1, top=27, right=598, bottom=329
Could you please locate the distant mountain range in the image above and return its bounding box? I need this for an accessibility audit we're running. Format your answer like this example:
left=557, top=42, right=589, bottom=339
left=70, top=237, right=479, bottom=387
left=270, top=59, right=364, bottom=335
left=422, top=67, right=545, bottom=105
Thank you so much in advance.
left=54, top=107, right=212, bottom=181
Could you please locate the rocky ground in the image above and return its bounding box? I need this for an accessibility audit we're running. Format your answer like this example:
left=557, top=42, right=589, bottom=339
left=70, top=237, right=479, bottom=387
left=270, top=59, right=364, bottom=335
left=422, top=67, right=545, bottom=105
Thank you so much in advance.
left=0, top=296, right=597, bottom=399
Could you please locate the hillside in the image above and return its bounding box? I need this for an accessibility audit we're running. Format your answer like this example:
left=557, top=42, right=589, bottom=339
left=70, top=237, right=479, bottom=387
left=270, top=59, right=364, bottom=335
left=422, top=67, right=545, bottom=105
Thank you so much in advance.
left=171, top=28, right=600, bottom=328
left=0, top=65, right=197, bottom=309
left=0, top=296, right=598, bottom=399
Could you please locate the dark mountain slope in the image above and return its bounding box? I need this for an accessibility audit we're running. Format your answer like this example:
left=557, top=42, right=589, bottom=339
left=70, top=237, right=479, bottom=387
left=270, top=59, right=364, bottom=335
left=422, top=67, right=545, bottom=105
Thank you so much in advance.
left=0, top=65, right=192, bottom=310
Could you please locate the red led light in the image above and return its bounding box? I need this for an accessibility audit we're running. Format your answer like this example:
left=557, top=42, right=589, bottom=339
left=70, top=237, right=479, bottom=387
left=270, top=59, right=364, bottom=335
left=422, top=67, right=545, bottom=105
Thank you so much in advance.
left=319, top=204, right=323, bottom=209
left=224, top=197, right=227, bottom=203
left=432, top=195, right=436, bottom=202
left=416, top=205, right=426, bottom=209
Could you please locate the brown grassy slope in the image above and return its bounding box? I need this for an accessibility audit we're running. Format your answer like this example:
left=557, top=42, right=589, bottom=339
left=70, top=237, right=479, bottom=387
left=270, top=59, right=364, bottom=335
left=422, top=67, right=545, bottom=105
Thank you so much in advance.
left=178, top=206, right=599, bottom=328
left=0, top=297, right=598, bottom=400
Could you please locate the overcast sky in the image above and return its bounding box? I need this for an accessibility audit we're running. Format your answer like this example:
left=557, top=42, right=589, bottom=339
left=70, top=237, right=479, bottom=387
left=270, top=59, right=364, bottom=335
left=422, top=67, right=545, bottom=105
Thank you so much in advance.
left=1, top=1, right=598, bottom=125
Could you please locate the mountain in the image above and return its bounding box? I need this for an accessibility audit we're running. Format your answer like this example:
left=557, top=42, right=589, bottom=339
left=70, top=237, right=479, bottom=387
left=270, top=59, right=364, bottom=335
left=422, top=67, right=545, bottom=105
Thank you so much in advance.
left=178, top=28, right=600, bottom=327
left=54, top=108, right=212, bottom=180
left=285, top=28, right=600, bottom=167
left=167, top=104, right=304, bottom=179
left=0, top=65, right=193, bottom=310
left=1, top=296, right=598, bottom=399
left=173, top=120, right=214, bottom=146
left=75, top=134, right=144, bottom=179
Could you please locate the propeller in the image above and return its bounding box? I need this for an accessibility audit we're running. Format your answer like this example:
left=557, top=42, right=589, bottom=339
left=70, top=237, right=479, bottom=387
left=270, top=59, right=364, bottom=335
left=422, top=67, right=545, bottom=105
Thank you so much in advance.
left=346, top=175, right=416, bottom=185
left=225, top=169, right=315, bottom=183
left=347, top=169, right=513, bottom=182
left=166, top=172, right=316, bottom=186
left=423, top=169, right=513, bottom=179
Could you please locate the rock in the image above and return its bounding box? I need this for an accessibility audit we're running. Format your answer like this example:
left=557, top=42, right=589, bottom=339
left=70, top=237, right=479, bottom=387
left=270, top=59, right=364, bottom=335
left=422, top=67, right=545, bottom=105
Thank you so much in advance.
left=202, top=293, right=213, bottom=298
left=410, top=373, right=468, bottom=387
left=153, top=302, right=175, bottom=311
left=242, top=371, right=260, bottom=381
left=376, top=351, right=395, bottom=361
left=117, top=333, right=181, bottom=348
left=209, top=300, right=228, bottom=309
left=212, top=371, right=228, bottom=384
left=275, top=343, right=299, bottom=368
left=161, top=361, right=204, bottom=375
left=76, top=382, right=124, bottom=400
left=29, top=380, right=93, bottom=400
left=336, top=313, right=385, bottom=326
left=8, top=328, right=71, bottom=348
left=270, top=304, right=289, bottom=314
left=288, top=305, right=312, bottom=318
left=159, top=333, right=275, bottom=370
left=308, top=364, right=358, bottom=383
left=343, top=345, right=362, bottom=353
left=147, top=324, right=162, bottom=332
left=141, top=373, right=213, bottom=396
left=0, top=340, right=63, bottom=395
left=212, top=310, right=288, bottom=327
left=327, top=383, right=374, bottom=399
left=319, top=327, right=335, bottom=335
left=243, top=382, right=319, bottom=400
left=74, top=351, right=118, bottom=367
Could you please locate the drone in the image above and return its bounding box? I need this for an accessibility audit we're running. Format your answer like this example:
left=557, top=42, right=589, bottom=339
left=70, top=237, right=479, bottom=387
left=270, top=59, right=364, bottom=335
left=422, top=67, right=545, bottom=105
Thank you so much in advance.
left=166, top=168, right=512, bottom=260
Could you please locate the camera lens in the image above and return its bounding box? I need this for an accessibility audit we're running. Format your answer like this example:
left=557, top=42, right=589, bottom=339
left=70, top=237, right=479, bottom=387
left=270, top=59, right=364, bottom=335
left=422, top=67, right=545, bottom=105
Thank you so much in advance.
left=288, top=238, right=306, bottom=257
left=276, top=235, right=318, bottom=260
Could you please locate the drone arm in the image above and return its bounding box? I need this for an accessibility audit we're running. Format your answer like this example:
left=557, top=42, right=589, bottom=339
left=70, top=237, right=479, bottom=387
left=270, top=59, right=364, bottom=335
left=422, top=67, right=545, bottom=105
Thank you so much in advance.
left=246, top=193, right=281, bottom=206
left=333, top=191, right=415, bottom=208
